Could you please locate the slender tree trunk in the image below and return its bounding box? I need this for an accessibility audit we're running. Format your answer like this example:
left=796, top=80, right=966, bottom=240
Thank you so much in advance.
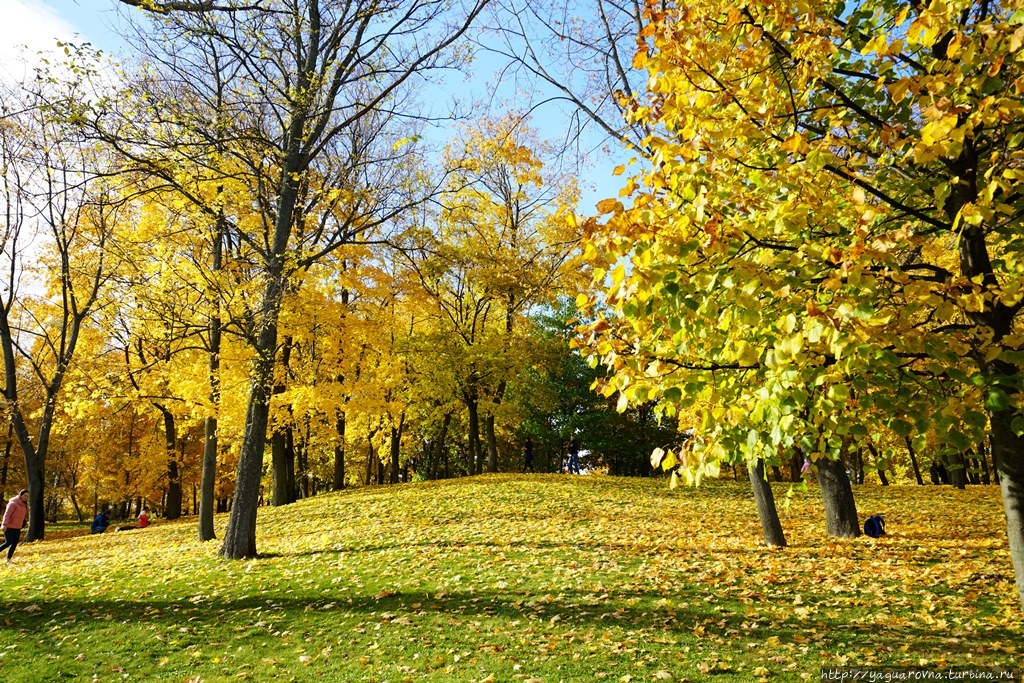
left=748, top=458, right=787, bottom=547
left=364, top=427, right=378, bottom=486
left=790, top=451, right=803, bottom=482
left=389, top=414, right=405, bottom=484
left=878, top=468, right=890, bottom=486
left=484, top=414, right=499, bottom=474
left=1, top=424, right=11, bottom=499
left=466, top=395, right=482, bottom=475
left=814, top=458, right=860, bottom=538
left=199, top=411, right=218, bottom=541
left=333, top=411, right=346, bottom=490
left=158, top=407, right=183, bottom=520
left=198, top=204, right=225, bottom=541
left=978, top=442, right=991, bottom=485
left=865, top=443, right=889, bottom=486
left=272, top=431, right=289, bottom=506
left=904, top=436, right=924, bottom=486
left=70, top=493, right=82, bottom=522
left=285, top=422, right=298, bottom=500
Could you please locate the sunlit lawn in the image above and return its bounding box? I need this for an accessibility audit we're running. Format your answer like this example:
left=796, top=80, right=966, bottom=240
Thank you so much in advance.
left=0, top=474, right=1019, bottom=682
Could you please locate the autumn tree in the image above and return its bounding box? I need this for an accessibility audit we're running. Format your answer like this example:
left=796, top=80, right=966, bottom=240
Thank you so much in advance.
left=396, top=116, right=582, bottom=474
left=103, top=0, right=492, bottom=559
left=580, top=1, right=1024, bottom=605
left=0, top=63, right=122, bottom=541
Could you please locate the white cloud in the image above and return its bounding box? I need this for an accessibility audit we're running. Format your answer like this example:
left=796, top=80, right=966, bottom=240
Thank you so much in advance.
left=0, top=1, right=83, bottom=82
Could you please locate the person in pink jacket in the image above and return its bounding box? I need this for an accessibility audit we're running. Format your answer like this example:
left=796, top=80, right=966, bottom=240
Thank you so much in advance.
left=0, top=489, right=29, bottom=564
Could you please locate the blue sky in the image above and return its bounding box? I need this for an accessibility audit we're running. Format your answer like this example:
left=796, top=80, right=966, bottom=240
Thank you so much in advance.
left=4, top=1, right=125, bottom=57
left=5, top=0, right=629, bottom=212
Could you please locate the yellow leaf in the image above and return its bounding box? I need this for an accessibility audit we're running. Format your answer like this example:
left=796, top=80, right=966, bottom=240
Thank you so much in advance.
left=651, top=447, right=666, bottom=468
left=780, top=132, right=808, bottom=154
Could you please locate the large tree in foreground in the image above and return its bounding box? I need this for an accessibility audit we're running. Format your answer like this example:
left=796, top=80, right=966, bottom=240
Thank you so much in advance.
left=580, top=0, right=1024, bottom=605
left=116, top=0, right=490, bottom=558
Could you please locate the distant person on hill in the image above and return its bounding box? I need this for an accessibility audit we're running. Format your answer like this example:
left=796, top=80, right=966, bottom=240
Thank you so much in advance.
left=523, top=439, right=534, bottom=473
left=91, top=510, right=110, bottom=534
left=0, top=489, right=29, bottom=564
left=567, top=437, right=581, bottom=474
left=118, top=508, right=150, bottom=531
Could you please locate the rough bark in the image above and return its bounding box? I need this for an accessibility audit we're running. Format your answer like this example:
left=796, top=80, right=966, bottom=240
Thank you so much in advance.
left=814, top=457, right=860, bottom=538
left=748, top=459, right=787, bottom=547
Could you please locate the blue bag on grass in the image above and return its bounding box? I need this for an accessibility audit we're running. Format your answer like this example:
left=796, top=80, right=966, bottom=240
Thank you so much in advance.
left=864, top=515, right=886, bottom=538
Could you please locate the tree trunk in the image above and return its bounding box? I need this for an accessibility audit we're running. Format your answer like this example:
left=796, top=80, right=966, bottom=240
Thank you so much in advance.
left=159, top=407, right=183, bottom=520
left=978, top=442, right=991, bottom=485
left=865, top=443, right=889, bottom=486
left=198, top=204, right=225, bottom=541
left=285, top=422, right=298, bottom=499
left=814, top=457, right=860, bottom=538
left=431, top=414, right=451, bottom=480
left=877, top=467, right=890, bottom=486
left=990, top=406, right=1024, bottom=610
left=790, top=451, right=803, bottom=482
left=905, top=436, right=924, bottom=486
left=333, top=411, right=346, bottom=490
left=466, top=395, right=482, bottom=475
left=220, top=337, right=277, bottom=559
left=1, top=424, right=11, bottom=499
left=389, top=414, right=405, bottom=484
left=272, top=430, right=289, bottom=506
left=484, top=414, right=499, bottom=474
left=748, top=458, right=787, bottom=547
left=364, top=425, right=380, bottom=485
left=199, top=412, right=218, bottom=541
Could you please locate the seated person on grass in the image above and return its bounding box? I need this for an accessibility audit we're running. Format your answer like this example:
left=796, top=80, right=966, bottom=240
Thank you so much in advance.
left=91, top=510, right=110, bottom=534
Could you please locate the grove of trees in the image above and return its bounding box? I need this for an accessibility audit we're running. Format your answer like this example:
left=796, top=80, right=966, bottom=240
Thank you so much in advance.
left=1, top=0, right=1022, bottom=611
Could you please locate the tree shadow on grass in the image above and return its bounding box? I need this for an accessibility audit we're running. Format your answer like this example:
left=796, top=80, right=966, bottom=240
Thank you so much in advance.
left=1, top=583, right=1018, bottom=665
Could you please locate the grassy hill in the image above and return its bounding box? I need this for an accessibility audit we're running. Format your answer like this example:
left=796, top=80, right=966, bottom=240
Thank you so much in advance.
left=0, top=474, right=1020, bottom=681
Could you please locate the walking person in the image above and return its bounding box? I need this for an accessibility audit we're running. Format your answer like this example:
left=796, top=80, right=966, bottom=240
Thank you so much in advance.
left=567, top=437, right=581, bottom=474
left=522, top=438, right=535, bottom=473
left=0, top=489, right=29, bottom=564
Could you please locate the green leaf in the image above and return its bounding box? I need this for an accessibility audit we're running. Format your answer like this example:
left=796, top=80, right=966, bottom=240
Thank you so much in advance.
left=889, top=419, right=912, bottom=437
left=985, top=389, right=1011, bottom=411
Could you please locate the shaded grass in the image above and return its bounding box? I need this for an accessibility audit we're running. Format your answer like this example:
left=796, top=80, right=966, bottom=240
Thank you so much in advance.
left=0, top=475, right=1020, bottom=682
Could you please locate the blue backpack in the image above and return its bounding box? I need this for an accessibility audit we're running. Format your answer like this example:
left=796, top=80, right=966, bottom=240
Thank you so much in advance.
left=864, top=515, right=886, bottom=538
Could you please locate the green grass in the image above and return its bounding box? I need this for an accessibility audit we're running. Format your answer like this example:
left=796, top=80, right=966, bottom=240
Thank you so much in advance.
left=0, top=475, right=1020, bottom=682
